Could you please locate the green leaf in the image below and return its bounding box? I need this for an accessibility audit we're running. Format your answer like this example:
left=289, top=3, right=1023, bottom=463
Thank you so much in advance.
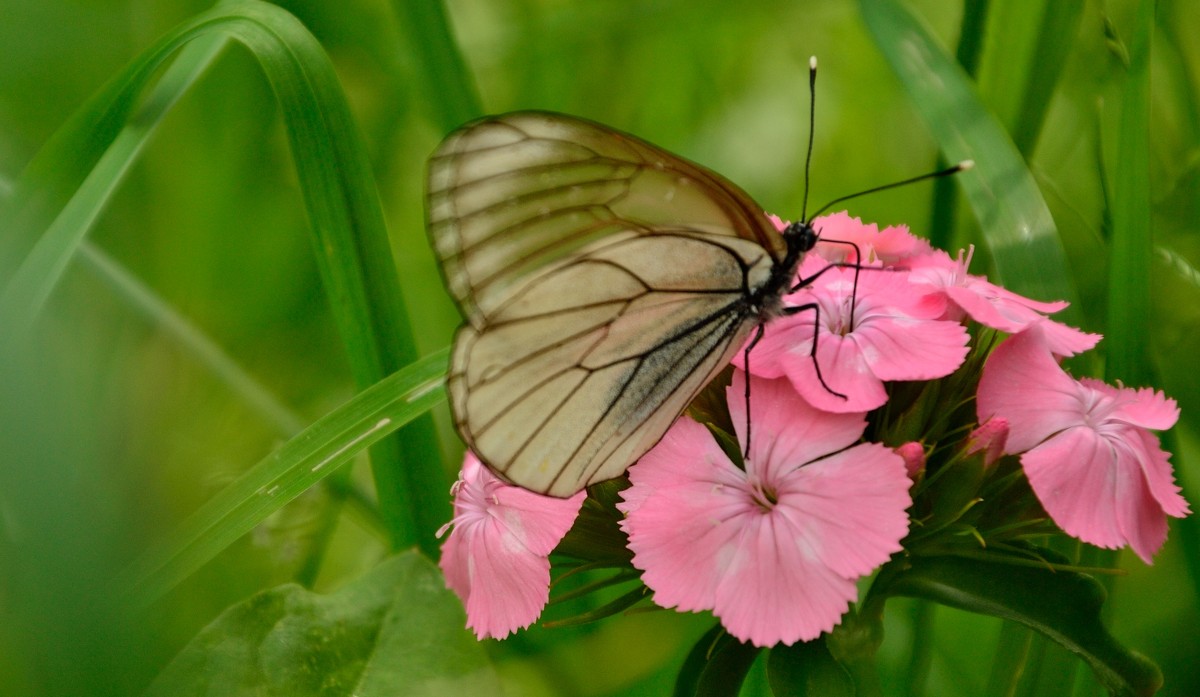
left=766, top=639, right=855, bottom=697
left=144, top=551, right=502, bottom=697
left=883, top=555, right=1162, bottom=697
left=674, top=624, right=762, bottom=697
left=116, top=349, right=449, bottom=610
left=860, top=0, right=1081, bottom=317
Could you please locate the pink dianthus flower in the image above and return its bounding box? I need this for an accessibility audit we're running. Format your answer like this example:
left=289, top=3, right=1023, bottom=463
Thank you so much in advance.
left=976, top=326, right=1188, bottom=563
left=439, top=452, right=586, bottom=639
left=618, top=371, right=912, bottom=646
left=904, top=248, right=1099, bottom=356
left=739, top=253, right=969, bottom=413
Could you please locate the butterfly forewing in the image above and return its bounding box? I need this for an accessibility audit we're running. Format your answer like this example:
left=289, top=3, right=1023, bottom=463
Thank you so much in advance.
left=427, top=111, right=786, bottom=496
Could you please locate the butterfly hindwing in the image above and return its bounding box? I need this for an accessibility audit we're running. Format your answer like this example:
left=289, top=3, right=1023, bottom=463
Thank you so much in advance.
left=449, top=231, right=774, bottom=496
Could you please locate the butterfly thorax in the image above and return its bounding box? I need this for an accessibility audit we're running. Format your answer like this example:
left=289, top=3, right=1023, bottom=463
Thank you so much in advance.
left=751, top=220, right=818, bottom=321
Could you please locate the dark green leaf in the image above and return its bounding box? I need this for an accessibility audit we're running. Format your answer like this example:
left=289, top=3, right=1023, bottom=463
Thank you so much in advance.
left=675, top=624, right=762, bottom=697
left=883, top=555, right=1162, bottom=697
left=766, top=639, right=855, bottom=697
left=144, top=551, right=501, bottom=697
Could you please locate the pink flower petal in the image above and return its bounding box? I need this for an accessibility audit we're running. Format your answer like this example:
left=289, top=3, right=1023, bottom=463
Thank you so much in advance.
left=976, top=327, right=1083, bottom=453
left=709, top=511, right=860, bottom=645
left=441, top=515, right=554, bottom=638
left=810, top=211, right=931, bottom=265
left=848, top=314, right=969, bottom=381
left=791, top=333, right=889, bottom=413
left=620, top=374, right=911, bottom=646
left=771, top=444, right=912, bottom=579
left=1130, top=427, right=1190, bottom=518
left=979, top=326, right=1189, bottom=563
left=748, top=257, right=966, bottom=413
left=1021, top=428, right=1126, bottom=550
left=1080, top=378, right=1181, bottom=431
left=617, top=419, right=751, bottom=612
left=727, top=370, right=869, bottom=482
left=906, top=248, right=1099, bottom=356
left=439, top=453, right=586, bottom=639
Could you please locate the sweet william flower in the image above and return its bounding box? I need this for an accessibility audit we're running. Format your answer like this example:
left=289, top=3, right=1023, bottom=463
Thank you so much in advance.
left=976, top=326, right=1189, bottom=563
left=768, top=211, right=932, bottom=267
left=739, top=253, right=970, bottom=413
left=965, top=417, right=1009, bottom=467
left=895, top=441, right=927, bottom=479
left=618, top=371, right=912, bottom=646
left=439, top=452, right=586, bottom=639
left=904, top=248, right=1099, bottom=356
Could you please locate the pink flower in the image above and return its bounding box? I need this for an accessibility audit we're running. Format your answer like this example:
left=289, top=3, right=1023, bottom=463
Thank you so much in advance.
left=905, top=248, right=1099, bottom=356
left=618, top=372, right=912, bottom=646
left=767, top=211, right=931, bottom=266
left=810, top=211, right=933, bottom=265
left=895, top=441, right=927, bottom=479
left=439, top=452, right=586, bottom=639
left=966, top=417, right=1009, bottom=467
left=976, top=327, right=1189, bottom=563
left=739, top=254, right=970, bottom=412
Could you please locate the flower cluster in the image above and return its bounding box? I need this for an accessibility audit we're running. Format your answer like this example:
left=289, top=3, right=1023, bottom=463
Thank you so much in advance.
left=437, top=212, right=1187, bottom=645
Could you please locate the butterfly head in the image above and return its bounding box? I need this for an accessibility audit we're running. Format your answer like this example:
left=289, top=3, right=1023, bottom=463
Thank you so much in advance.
left=780, top=219, right=819, bottom=270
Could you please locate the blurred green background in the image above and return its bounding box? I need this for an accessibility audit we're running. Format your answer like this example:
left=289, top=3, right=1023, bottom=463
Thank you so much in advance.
left=1, top=0, right=1197, bottom=695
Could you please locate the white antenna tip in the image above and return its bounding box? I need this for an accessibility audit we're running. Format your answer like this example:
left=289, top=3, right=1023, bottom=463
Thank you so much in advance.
left=809, top=56, right=818, bottom=70
left=959, top=159, right=976, bottom=171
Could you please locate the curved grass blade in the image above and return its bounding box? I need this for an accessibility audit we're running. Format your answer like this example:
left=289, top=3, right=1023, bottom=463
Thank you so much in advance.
left=114, top=348, right=449, bottom=610
left=0, top=0, right=446, bottom=553
left=860, top=0, right=1081, bottom=316
left=0, top=34, right=226, bottom=332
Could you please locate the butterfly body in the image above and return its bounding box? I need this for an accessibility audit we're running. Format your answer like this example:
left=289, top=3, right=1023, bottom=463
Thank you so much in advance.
left=428, top=111, right=815, bottom=496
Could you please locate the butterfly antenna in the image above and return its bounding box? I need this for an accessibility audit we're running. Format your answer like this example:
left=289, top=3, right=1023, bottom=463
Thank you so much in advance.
left=800, top=56, right=818, bottom=223
left=808, top=159, right=975, bottom=222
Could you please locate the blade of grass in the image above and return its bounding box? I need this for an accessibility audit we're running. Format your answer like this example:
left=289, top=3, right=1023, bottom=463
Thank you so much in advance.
left=0, top=33, right=227, bottom=332
left=1011, top=2, right=1085, bottom=156
left=213, top=1, right=448, bottom=552
left=114, top=348, right=449, bottom=610
left=1105, top=0, right=1154, bottom=386
left=76, top=240, right=353, bottom=588
left=860, top=0, right=1081, bottom=316
left=1107, top=0, right=1200, bottom=647
left=0, top=0, right=447, bottom=554
left=391, top=0, right=483, bottom=131
left=75, top=241, right=307, bottom=437
left=929, top=0, right=988, bottom=254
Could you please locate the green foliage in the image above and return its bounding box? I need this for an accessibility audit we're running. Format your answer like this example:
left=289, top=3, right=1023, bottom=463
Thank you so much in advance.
left=0, top=0, right=1196, bottom=695
left=145, top=551, right=503, bottom=697
left=883, top=555, right=1162, bottom=697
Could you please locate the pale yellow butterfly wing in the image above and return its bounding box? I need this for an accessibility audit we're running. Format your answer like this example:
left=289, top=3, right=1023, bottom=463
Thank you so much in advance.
left=427, top=112, right=783, bottom=496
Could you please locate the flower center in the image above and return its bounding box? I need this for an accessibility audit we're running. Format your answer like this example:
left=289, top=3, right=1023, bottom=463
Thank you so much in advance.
left=748, top=474, right=779, bottom=511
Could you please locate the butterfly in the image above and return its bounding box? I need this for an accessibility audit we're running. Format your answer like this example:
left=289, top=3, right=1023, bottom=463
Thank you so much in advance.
left=426, top=110, right=822, bottom=497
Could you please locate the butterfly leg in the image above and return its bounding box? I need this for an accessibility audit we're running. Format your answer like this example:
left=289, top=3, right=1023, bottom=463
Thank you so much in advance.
left=739, top=302, right=847, bottom=460
left=779, top=301, right=848, bottom=401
